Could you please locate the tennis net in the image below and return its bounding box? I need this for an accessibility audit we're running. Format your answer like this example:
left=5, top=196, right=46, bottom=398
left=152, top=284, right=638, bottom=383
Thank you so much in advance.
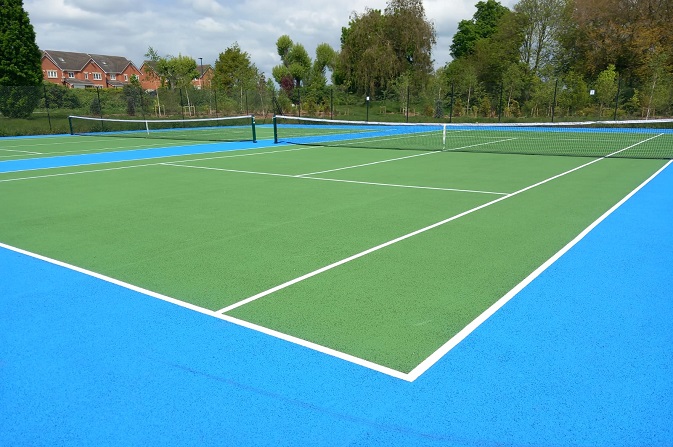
left=273, top=115, right=673, bottom=159
left=69, top=115, right=257, bottom=143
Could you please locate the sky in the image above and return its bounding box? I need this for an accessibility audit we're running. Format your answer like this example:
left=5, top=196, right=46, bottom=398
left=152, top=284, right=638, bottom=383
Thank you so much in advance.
left=24, top=0, right=518, bottom=79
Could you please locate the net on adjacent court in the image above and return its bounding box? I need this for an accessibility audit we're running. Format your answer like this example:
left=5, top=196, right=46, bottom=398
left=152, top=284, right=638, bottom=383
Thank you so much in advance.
left=273, top=115, right=673, bottom=159
left=69, top=115, right=257, bottom=143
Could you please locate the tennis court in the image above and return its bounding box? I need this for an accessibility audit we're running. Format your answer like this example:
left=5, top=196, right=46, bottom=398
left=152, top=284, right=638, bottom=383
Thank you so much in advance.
left=1, top=119, right=672, bottom=445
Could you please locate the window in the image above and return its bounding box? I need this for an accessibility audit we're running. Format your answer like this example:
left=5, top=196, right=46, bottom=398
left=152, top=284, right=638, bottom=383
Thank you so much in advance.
left=93, top=73, right=102, bottom=80
left=68, top=72, right=75, bottom=78
left=84, top=73, right=89, bottom=80
left=124, top=74, right=128, bottom=81
left=110, top=74, right=116, bottom=80
left=47, top=70, right=58, bottom=78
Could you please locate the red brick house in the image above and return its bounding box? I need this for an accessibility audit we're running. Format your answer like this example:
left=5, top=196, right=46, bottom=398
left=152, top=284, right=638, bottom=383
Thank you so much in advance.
left=192, top=64, right=214, bottom=90
left=42, top=50, right=142, bottom=88
left=139, top=61, right=162, bottom=91
left=140, top=62, right=215, bottom=91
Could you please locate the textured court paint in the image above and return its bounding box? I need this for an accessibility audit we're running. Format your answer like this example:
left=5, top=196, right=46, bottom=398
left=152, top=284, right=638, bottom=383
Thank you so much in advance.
left=0, top=139, right=276, bottom=173
left=1, top=164, right=671, bottom=446
left=0, top=145, right=667, bottom=372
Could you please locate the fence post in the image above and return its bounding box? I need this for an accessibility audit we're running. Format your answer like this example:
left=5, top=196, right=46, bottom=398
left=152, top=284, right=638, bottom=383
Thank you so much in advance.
left=96, top=87, right=104, bottom=131
left=330, top=87, right=333, bottom=120
left=43, top=85, right=52, bottom=132
left=613, top=77, right=621, bottom=121
left=551, top=79, right=558, bottom=123
left=498, top=81, right=504, bottom=122
left=449, top=82, right=454, bottom=123
left=179, top=88, right=185, bottom=120
left=406, top=85, right=410, bottom=123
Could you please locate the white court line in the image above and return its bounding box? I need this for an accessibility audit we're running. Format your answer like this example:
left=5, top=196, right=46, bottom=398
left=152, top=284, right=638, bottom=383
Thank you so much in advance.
left=162, top=163, right=297, bottom=179
left=0, top=241, right=410, bottom=382
left=295, top=151, right=437, bottom=177
left=216, top=134, right=664, bottom=314
left=299, top=176, right=508, bottom=195
left=162, top=162, right=508, bottom=195
left=0, top=146, right=312, bottom=177
left=0, top=148, right=43, bottom=155
left=406, top=157, right=673, bottom=380
left=443, top=137, right=517, bottom=151
left=295, top=138, right=518, bottom=177
left=2, top=134, right=666, bottom=382
left=0, top=163, right=160, bottom=183
left=1, top=160, right=668, bottom=383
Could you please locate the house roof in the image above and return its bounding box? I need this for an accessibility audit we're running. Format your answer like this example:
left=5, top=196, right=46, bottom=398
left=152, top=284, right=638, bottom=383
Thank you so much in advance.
left=89, top=53, right=133, bottom=74
left=43, top=50, right=91, bottom=72
left=43, top=50, right=137, bottom=74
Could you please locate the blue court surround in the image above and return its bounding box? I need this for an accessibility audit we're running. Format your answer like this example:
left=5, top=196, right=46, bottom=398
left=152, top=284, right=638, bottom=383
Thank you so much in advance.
left=0, top=147, right=671, bottom=445
left=0, top=138, right=275, bottom=173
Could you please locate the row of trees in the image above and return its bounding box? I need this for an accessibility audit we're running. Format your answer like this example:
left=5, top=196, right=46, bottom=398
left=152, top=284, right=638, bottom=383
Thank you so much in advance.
left=441, top=0, right=673, bottom=119
left=3, top=0, right=673, bottom=121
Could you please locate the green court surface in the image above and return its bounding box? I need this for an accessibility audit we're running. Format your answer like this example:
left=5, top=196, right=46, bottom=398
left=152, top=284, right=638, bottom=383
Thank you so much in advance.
left=0, top=132, right=669, bottom=373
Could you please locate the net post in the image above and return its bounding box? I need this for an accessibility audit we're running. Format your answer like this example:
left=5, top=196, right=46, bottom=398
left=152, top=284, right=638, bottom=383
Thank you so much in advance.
left=442, top=124, right=447, bottom=150
left=68, top=115, right=74, bottom=135
left=251, top=115, right=257, bottom=143
left=273, top=116, right=278, bottom=143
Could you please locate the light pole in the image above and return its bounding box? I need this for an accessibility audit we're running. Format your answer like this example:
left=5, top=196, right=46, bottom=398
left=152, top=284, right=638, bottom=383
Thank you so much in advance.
left=366, top=96, right=370, bottom=122
left=198, top=57, right=203, bottom=89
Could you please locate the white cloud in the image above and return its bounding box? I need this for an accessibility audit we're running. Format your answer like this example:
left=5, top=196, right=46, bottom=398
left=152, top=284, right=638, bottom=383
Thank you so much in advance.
left=24, top=0, right=521, bottom=78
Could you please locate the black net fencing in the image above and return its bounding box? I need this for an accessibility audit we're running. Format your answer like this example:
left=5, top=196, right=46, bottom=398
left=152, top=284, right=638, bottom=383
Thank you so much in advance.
left=2, top=77, right=672, bottom=137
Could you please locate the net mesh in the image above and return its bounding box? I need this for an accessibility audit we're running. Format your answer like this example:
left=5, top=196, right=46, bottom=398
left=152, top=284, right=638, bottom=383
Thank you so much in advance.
left=273, top=115, right=673, bottom=159
left=69, top=115, right=257, bottom=143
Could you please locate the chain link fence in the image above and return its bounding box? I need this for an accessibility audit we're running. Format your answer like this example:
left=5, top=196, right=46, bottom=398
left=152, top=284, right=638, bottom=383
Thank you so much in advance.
left=2, top=79, right=672, bottom=136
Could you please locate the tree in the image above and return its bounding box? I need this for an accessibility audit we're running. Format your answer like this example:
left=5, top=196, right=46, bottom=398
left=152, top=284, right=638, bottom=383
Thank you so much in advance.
left=272, top=35, right=312, bottom=94
left=337, top=0, right=436, bottom=96
left=514, top=0, right=568, bottom=75
left=594, top=64, right=618, bottom=117
left=450, top=0, right=509, bottom=59
left=214, top=42, right=260, bottom=111
left=214, top=43, right=259, bottom=92
left=0, top=0, right=43, bottom=118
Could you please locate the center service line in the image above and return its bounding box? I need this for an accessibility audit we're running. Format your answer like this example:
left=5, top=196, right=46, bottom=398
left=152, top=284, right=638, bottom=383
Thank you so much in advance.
left=217, top=134, right=664, bottom=315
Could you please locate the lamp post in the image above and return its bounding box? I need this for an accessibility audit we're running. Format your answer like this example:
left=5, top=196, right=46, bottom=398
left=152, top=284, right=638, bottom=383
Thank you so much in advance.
left=198, top=57, right=203, bottom=89
left=366, top=96, right=370, bottom=122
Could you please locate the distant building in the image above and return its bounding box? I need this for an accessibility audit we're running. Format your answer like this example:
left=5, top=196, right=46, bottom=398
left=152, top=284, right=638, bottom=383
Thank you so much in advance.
left=192, top=64, right=214, bottom=90
left=41, top=50, right=142, bottom=89
left=139, top=61, right=162, bottom=91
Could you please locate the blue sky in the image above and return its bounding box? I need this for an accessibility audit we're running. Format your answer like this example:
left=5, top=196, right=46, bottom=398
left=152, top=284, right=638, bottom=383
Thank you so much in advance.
left=24, top=0, right=518, bottom=78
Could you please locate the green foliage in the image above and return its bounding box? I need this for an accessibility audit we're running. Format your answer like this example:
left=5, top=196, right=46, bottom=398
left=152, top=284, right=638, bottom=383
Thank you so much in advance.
left=450, top=0, right=509, bottom=58
left=337, top=0, right=436, bottom=96
left=0, top=0, right=43, bottom=118
left=594, top=64, right=618, bottom=115
left=214, top=42, right=260, bottom=94
left=43, top=83, right=81, bottom=109
left=272, top=36, right=313, bottom=92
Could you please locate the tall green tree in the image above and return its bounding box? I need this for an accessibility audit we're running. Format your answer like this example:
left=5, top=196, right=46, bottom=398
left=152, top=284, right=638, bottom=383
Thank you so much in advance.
left=337, top=0, right=436, bottom=96
left=514, top=0, right=568, bottom=75
left=214, top=42, right=260, bottom=111
left=593, top=63, right=618, bottom=116
left=214, top=43, right=259, bottom=92
left=450, top=0, right=509, bottom=59
left=0, top=0, right=43, bottom=118
left=271, top=35, right=312, bottom=93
